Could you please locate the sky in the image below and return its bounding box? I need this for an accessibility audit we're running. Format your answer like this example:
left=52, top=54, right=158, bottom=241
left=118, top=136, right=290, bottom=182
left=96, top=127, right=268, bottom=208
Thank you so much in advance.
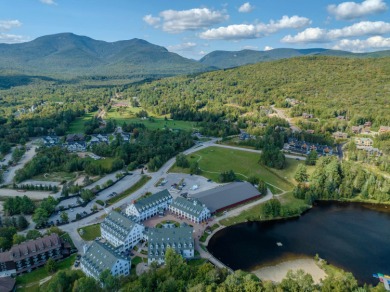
left=1, top=0, right=390, bottom=59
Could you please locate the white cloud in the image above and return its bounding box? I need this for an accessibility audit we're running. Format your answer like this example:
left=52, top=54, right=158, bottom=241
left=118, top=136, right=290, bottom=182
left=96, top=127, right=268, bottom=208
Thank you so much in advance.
left=198, top=50, right=207, bottom=56
left=282, top=21, right=390, bottom=43
left=167, top=42, right=197, bottom=52
left=143, top=15, right=160, bottom=27
left=264, top=46, right=274, bottom=51
left=328, top=0, right=387, bottom=20
left=40, top=0, right=57, bottom=5
left=0, top=33, right=27, bottom=43
left=0, top=20, right=22, bottom=31
left=333, top=36, right=390, bottom=52
left=238, top=2, right=254, bottom=13
left=199, top=15, right=311, bottom=40
left=242, top=45, right=259, bottom=50
left=144, top=8, right=228, bottom=33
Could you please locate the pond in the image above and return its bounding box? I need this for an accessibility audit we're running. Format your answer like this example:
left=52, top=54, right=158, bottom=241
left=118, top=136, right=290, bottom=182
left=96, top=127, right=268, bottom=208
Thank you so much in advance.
left=207, top=202, right=390, bottom=285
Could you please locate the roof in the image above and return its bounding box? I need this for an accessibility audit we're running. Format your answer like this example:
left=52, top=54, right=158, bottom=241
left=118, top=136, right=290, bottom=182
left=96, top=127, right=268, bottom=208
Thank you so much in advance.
left=4, top=234, right=61, bottom=261
left=148, top=226, right=194, bottom=261
left=191, top=182, right=259, bottom=213
left=134, top=189, right=172, bottom=212
left=0, top=277, right=16, bottom=292
left=101, top=211, right=139, bottom=241
left=170, top=197, right=209, bottom=218
left=81, top=241, right=128, bottom=279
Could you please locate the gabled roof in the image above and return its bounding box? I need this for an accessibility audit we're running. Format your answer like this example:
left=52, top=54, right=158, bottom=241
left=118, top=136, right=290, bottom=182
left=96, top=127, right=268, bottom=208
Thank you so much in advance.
left=81, top=241, right=128, bottom=279
left=191, top=182, right=259, bottom=213
left=170, top=197, right=209, bottom=218
left=101, top=211, right=140, bottom=241
left=134, top=189, right=172, bottom=212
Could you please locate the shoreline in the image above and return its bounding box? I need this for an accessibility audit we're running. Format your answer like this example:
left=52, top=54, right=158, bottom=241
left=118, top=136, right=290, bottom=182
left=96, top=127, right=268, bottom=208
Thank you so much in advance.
left=250, top=258, right=327, bottom=284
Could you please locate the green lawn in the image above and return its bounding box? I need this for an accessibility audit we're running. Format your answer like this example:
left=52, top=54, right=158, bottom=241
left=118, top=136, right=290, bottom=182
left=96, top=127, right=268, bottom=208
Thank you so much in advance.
left=77, top=224, right=101, bottom=241
left=33, top=171, right=76, bottom=182
left=16, top=254, right=77, bottom=287
left=83, top=157, right=116, bottom=170
left=170, top=146, right=302, bottom=192
left=106, top=175, right=151, bottom=205
left=67, top=111, right=97, bottom=133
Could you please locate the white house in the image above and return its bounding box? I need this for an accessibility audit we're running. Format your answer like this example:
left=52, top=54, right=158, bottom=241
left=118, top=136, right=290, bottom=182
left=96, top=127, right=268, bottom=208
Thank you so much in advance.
left=101, top=211, right=144, bottom=252
left=126, top=189, right=173, bottom=222
left=80, top=241, right=130, bottom=281
left=169, top=197, right=210, bottom=223
left=147, top=225, right=194, bottom=265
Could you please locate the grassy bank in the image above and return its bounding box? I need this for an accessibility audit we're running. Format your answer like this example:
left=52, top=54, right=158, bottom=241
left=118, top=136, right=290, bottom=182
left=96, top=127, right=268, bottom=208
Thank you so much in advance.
left=106, top=175, right=151, bottom=205
left=77, top=224, right=101, bottom=241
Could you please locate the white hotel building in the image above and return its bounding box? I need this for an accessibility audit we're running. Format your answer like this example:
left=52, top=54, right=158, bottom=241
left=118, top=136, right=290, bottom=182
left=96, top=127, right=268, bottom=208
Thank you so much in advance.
left=81, top=241, right=130, bottom=281
left=169, top=197, right=210, bottom=223
left=126, top=189, right=173, bottom=222
left=101, top=211, right=144, bottom=252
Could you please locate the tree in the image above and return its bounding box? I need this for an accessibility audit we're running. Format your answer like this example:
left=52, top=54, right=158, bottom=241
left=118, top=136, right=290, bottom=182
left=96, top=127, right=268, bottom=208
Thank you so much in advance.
left=189, top=161, right=201, bottom=175
left=219, top=170, right=236, bottom=183
left=32, top=208, right=49, bottom=226
left=99, top=269, right=120, bottom=292
left=17, top=215, right=29, bottom=231
left=26, top=230, right=42, bottom=240
left=247, top=175, right=259, bottom=186
left=46, top=226, right=64, bottom=236
left=45, top=258, right=57, bottom=274
left=258, top=180, right=267, bottom=195
left=306, top=150, right=318, bottom=166
left=73, top=277, right=101, bottom=292
left=280, top=269, right=316, bottom=292
left=294, top=164, right=309, bottom=183
left=0, top=227, right=17, bottom=250
left=60, top=211, right=69, bottom=223
left=176, top=154, right=189, bottom=168
left=13, top=234, right=26, bottom=245
left=81, top=189, right=94, bottom=202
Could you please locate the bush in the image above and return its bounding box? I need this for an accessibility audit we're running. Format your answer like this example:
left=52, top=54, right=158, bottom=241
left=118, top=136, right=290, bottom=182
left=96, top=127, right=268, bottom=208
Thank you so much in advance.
left=96, top=200, right=105, bottom=206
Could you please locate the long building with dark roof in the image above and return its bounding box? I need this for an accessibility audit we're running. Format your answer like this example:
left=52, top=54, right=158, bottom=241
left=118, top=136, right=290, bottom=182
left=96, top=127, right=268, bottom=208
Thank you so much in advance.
left=190, top=182, right=260, bottom=213
left=169, top=197, right=210, bottom=223
left=0, top=234, right=64, bottom=276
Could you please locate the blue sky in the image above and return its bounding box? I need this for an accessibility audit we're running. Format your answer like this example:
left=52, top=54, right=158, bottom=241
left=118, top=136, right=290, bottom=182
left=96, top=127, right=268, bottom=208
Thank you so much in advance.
left=1, top=0, right=390, bottom=59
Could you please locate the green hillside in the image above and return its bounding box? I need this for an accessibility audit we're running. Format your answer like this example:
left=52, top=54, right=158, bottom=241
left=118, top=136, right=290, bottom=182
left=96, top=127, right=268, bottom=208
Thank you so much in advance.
left=127, top=56, right=390, bottom=127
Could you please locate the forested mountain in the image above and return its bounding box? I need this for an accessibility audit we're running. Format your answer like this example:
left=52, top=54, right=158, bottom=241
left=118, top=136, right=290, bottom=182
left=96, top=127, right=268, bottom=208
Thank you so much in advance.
left=0, top=33, right=210, bottom=77
left=199, top=48, right=390, bottom=69
left=127, top=56, right=390, bottom=128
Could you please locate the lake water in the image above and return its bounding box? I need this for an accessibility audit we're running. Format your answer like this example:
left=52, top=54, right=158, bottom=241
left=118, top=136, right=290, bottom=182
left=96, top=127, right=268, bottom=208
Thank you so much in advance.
left=207, top=202, right=390, bottom=285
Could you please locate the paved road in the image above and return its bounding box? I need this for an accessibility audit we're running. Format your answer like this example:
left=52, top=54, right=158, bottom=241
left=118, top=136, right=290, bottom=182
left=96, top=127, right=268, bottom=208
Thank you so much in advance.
left=2, top=143, right=37, bottom=185
left=271, top=106, right=301, bottom=133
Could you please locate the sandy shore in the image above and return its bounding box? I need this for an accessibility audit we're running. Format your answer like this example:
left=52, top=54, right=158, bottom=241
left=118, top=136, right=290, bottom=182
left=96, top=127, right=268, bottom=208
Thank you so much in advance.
left=251, top=258, right=326, bottom=284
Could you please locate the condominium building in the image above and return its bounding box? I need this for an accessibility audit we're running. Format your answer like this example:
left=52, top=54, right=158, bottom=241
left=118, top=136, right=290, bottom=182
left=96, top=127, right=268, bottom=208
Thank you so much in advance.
left=0, top=234, right=63, bottom=276
left=147, top=226, right=194, bottom=265
left=101, top=211, right=144, bottom=252
left=126, top=189, right=173, bottom=222
left=169, top=197, right=210, bottom=223
left=80, top=241, right=130, bottom=281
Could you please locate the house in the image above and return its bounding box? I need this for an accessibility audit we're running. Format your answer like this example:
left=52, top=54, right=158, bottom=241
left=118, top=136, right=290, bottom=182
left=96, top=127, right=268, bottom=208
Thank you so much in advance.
left=66, top=133, right=85, bottom=143
left=306, top=129, right=315, bottom=134
left=147, top=225, right=194, bottom=265
left=239, top=132, right=250, bottom=141
left=332, top=132, right=348, bottom=139
left=169, top=197, right=211, bottom=223
left=80, top=241, right=130, bottom=281
left=125, top=189, right=173, bottom=222
left=355, top=138, right=373, bottom=147
left=42, top=136, right=61, bottom=147
left=351, top=125, right=363, bottom=134
left=89, top=134, right=109, bottom=146
left=302, top=113, right=314, bottom=119
left=379, top=126, right=390, bottom=134
left=65, top=141, right=87, bottom=152
left=0, top=234, right=63, bottom=276
left=337, top=115, right=345, bottom=120
left=120, top=132, right=131, bottom=143
left=101, top=211, right=144, bottom=252
left=364, top=121, right=372, bottom=127
left=190, top=182, right=260, bottom=214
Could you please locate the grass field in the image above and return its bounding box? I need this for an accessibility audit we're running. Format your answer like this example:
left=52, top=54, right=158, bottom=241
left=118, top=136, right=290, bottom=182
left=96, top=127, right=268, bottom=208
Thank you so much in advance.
left=33, top=171, right=76, bottom=182
left=169, top=146, right=308, bottom=192
left=106, top=175, right=151, bottom=205
left=16, top=254, right=77, bottom=289
left=77, top=224, right=101, bottom=241
left=67, top=111, right=97, bottom=133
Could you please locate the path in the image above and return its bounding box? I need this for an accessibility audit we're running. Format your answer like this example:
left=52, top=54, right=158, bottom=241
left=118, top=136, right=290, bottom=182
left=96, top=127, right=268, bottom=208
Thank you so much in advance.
left=271, top=106, right=301, bottom=133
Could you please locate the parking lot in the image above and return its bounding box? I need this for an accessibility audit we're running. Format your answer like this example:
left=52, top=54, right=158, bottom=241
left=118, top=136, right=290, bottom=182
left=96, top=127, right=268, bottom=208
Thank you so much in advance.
left=149, top=173, right=221, bottom=199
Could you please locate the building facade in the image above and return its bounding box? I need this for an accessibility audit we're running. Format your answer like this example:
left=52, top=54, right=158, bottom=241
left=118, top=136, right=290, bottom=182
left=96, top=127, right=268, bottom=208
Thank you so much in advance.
left=169, top=197, right=210, bottom=223
left=101, top=211, right=144, bottom=252
left=147, top=226, right=194, bottom=265
left=81, top=241, right=130, bottom=281
left=126, top=189, right=173, bottom=222
left=0, top=234, right=63, bottom=276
